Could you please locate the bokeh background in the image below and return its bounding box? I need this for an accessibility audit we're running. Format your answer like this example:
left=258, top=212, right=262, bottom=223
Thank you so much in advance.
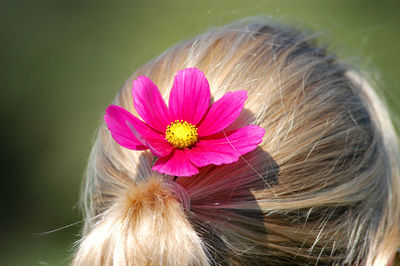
left=2, top=0, right=399, bottom=265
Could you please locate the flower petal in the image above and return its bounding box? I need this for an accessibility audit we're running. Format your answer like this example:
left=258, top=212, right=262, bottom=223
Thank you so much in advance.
left=132, top=76, right=170, bottom=132
left=104, top=105, right=147, bottom=150
left=197, top=90, right=247, bottom=136
left=125, top=121, right=173, bottom=158
left=153, top=149, right=199, bottom=177
left=168, top=68, right=210, bottom=125
left=187, top=125, right=265, bottom=167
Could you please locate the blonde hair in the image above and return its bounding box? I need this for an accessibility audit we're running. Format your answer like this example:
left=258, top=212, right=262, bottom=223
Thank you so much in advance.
left=73, top=20, right=400, bottom=265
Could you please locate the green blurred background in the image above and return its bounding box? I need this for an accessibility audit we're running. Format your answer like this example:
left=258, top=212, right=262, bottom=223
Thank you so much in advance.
left=1, top=0, right=399, bottom=265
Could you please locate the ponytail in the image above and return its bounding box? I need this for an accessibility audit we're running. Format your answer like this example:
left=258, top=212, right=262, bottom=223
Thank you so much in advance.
left=73, top=176, right=208, bottom=265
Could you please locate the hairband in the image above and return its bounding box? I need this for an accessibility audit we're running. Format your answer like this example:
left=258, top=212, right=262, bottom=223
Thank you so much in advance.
left=104, top=68, right=265, bottom=177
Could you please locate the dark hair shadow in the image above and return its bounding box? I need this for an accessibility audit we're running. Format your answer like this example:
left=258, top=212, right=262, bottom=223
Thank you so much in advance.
left=175, top=148, right=279, bottom=265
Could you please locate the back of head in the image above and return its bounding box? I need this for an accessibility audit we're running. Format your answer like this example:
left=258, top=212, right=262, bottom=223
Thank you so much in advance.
left=73, top=20, right=400, bottom=265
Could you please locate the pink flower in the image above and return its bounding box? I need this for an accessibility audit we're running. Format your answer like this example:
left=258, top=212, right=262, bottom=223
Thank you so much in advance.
left=104, top=68, right=265, bottom=177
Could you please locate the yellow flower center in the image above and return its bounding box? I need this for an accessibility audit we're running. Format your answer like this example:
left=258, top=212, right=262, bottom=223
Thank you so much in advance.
left=165, top=120, right=198, bottom=148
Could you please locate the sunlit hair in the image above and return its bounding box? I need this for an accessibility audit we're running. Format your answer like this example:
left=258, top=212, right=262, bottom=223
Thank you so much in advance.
left=73, top=20, right=400, bottom=265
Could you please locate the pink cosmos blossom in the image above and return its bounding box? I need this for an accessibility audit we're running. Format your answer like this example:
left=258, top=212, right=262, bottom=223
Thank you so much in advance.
left=104, top=68, right=265, bottom=177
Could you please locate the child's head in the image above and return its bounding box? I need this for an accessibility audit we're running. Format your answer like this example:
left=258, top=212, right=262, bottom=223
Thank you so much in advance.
left=73, top=20, right=400, bottom=265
